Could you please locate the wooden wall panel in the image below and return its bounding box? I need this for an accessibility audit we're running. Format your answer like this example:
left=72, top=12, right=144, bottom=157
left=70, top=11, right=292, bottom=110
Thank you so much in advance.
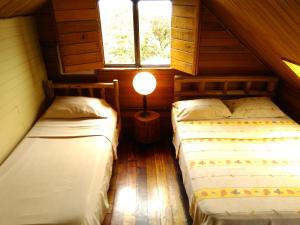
left=205, top=0, right=300, bottom=87
left=204, top=0, right=300, bottom=121
left=0, top=17, right=47, bottom=164
left=36, top=2, right=60, bottom=79
left=277, top=81, right=300, bottom=123
left=0, top=0, right=47, bottom=18
left=198, top=6, right=270, bottom=74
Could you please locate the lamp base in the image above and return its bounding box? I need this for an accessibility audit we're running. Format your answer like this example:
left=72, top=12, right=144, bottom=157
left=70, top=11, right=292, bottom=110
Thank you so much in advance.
left=134, top=110, right=161, bottom=144
left=141, top=110, right=149, bottom=117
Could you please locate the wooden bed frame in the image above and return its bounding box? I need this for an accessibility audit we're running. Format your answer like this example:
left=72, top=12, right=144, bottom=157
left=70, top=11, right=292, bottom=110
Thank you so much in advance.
left=174, top=75, right=278, bottom=101
left=46, top=79, right=121, bottom=130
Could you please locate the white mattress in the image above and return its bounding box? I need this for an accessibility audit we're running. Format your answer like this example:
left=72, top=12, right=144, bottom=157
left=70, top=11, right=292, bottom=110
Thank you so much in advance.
left=0, top=112, right=118, bottom=225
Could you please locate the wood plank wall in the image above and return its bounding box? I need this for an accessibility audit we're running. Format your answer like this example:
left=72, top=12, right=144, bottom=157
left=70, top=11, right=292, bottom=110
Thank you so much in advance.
left=198, top=6, right=269, bottom=74
left=203, top=0, right=300, bottom=123
left=0, top=17, right=47, bottom=164
left=278, top=81, right=300, bottom=123
left=36, top=3, right=61, bottom=80
left=204, top=0, right=300, bottom=88
left=36, top=4, right=272, bottom=137
left=0, top=0, right=47, bottom=18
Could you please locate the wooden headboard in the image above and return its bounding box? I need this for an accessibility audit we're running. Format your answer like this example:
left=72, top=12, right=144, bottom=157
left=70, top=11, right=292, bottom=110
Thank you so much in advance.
left=46, top=80, right=121, bottom=126
left=174, top=75, right=278, bottom=101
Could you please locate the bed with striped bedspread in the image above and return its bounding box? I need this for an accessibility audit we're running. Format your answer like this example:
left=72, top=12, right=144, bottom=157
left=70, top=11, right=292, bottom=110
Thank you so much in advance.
left=173, top=115, right=300, bottom=225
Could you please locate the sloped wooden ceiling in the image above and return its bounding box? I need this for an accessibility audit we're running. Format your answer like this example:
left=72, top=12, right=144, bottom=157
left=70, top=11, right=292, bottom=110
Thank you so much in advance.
left=205, top=0, right=300, bottom=88
left=198, top=6, right=270, bottom=74
left=0, top=0, right=47, bottom=18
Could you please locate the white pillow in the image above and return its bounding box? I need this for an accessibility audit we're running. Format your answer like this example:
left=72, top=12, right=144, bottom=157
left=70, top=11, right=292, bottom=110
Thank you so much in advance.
left=173, top=98, right=232, bottom=121
left=43, top=96, right=112, bottom=119
left=223, top=97, right=286, bottom=118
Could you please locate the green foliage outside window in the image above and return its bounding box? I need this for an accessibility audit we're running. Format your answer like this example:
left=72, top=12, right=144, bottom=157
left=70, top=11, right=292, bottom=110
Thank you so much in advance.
left=140, top=16, right=170, bottom=65
left=99, top=0, right=171, bottom=65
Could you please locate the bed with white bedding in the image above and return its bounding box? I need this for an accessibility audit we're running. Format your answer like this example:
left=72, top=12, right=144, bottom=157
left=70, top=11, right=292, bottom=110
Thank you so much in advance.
left=172, top=76, right=300, bottom=225
left=0, top=81, right=120, bottom=225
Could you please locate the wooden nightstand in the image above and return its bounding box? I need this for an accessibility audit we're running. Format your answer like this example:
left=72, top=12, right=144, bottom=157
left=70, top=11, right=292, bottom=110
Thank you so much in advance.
left=134, top=111, right=160, bottom=144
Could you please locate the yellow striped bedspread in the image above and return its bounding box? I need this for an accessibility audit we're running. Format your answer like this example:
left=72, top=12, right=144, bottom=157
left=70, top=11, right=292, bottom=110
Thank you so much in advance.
left=175, top=117, right=300, bottom=225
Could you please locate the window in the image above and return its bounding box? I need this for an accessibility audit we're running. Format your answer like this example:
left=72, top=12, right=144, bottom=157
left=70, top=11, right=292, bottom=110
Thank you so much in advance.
left=99, top=0, right=171, bottom=67
left=283, top=58, right=300, bottom=78
left=99, top=0, right=135, bottom=65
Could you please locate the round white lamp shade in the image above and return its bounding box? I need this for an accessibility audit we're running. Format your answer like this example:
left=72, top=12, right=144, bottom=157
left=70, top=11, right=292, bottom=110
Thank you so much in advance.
left=132, top=72, right=157, bottom=95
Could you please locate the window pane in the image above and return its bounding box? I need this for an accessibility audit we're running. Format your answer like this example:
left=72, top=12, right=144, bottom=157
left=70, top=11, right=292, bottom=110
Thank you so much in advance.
left=99, top=0, right=135, bottom=64
left=138, top=1, right=172, bottom=65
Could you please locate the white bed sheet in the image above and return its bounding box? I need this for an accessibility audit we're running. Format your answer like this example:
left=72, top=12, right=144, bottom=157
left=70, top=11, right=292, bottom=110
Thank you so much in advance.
left=27, top=112, right=118, bottom=158
left=0, top=113, right=118, bottom=225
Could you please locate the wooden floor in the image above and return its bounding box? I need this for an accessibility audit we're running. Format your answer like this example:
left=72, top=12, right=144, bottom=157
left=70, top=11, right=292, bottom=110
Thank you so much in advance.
left=102, top=137, right=192, bottom=225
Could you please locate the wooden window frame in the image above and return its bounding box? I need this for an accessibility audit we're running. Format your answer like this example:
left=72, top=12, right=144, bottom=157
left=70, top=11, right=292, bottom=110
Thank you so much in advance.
left=101, top=0, right=171, bottom=68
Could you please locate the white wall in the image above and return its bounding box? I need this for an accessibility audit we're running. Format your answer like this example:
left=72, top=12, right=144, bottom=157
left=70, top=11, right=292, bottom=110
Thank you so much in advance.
left=0, top=16, right=47, bottom=164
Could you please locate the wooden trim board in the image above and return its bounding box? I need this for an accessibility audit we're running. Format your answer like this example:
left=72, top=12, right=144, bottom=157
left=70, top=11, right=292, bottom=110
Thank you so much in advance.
left=174, top=75, right=278, bottom=101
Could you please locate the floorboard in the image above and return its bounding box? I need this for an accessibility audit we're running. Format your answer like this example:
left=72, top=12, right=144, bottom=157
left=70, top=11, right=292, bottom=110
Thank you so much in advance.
left=103, top=137, right=192, bottom=225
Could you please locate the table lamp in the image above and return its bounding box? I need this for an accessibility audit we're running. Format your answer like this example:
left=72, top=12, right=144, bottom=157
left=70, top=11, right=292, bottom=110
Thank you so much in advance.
left=132, top=72, right=157, bottom=117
